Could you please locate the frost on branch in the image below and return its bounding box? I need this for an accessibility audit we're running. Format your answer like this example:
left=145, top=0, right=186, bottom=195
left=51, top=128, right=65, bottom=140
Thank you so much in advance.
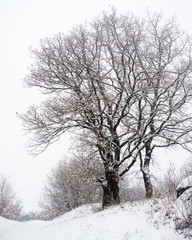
left=102, top=180, right=108, bottom=187
left=142, top=165, right=150, bottom=175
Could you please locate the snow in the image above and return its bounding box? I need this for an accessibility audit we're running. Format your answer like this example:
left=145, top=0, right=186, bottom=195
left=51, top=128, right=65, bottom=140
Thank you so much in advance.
left=142, top=165, right=150, bottom=174
left=177, top=188, right=192, bottom=203
left=0, top=198, right=188, bottom=240
left=177, top=176, right=192, bottom=190
left=175, top=188, right=192, bottom=224
left=101, top=179, right=108, bottom=187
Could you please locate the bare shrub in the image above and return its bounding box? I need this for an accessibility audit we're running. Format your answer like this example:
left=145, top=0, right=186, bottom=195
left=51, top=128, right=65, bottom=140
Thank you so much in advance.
left=120, top=175, right=145, bottom=202
left=40, top=148, right=103, bottom=220
left=0, top=175, right=22, bottom=220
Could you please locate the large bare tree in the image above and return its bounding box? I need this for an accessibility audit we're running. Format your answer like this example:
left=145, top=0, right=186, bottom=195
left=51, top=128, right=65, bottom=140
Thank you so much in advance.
left=20, top=9, right=192, bottom=206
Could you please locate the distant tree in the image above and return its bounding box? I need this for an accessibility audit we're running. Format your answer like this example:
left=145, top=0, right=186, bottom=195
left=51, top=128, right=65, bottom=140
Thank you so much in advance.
left=18, top=211, right=41, bottom=222
left=20, top=9, right=192, bottom=206
left=0, top=176, right=22, bottom=220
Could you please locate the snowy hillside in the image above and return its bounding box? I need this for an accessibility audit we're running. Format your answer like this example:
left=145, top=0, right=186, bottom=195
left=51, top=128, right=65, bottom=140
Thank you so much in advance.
left=0, top=197, right=190, bottom=240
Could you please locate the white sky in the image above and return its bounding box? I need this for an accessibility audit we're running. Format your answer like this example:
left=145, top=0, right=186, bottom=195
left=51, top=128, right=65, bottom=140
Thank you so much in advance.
left=0, top=0, right=192, bottom=212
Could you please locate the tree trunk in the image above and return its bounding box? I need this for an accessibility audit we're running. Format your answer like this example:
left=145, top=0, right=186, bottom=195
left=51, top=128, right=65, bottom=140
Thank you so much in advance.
left=142, top=142, right=153, bottom=198
left=102, top=170, right=120, bottom=208
left=142, top=163, right=153, bottom=198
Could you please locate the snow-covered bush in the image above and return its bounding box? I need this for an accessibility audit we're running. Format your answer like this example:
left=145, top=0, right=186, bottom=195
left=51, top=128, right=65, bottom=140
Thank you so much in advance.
left=176, top=175, right=192, bottom=198
left=175, top=176, right=192, bottom=232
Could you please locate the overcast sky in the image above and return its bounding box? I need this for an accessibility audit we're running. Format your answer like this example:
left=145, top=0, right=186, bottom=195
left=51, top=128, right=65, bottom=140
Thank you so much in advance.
left=1, top=0, right=192, bottom=212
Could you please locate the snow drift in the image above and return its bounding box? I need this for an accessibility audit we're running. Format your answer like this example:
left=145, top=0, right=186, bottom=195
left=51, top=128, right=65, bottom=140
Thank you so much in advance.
left=0, top=198, right=189, bottom=240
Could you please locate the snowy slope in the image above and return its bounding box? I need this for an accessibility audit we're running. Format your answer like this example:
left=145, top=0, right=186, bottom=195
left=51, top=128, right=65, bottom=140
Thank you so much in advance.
left=0, top=198, right=188, bottom=240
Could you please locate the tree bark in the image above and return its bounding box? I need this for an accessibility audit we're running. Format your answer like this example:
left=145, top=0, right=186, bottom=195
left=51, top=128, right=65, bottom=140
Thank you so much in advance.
left=142, top=165, right=153, bottom=198
left=101, top=170, right=120, bottom=208
left=141, top=142, right=153, bottom=198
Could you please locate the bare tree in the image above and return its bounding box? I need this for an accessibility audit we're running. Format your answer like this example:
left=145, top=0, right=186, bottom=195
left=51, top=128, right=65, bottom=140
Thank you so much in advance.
left=20, top=9, right=192, bottom=206
left=20, top=9, right=146, bottom=207
left=133, top=12, right=192, bottom=197
left=0, top=176, right=22, bottom=220
left=40, top=147, right=103, bottom=219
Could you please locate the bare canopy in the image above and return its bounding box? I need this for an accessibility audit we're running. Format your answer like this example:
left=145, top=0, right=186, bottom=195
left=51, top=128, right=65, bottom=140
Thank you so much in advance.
left=20, top=9, right=192, bottom=206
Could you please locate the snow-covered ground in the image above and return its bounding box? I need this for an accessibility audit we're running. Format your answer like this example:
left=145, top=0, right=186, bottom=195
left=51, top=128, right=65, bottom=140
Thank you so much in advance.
left=0, top=197, right=190, bottom=240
